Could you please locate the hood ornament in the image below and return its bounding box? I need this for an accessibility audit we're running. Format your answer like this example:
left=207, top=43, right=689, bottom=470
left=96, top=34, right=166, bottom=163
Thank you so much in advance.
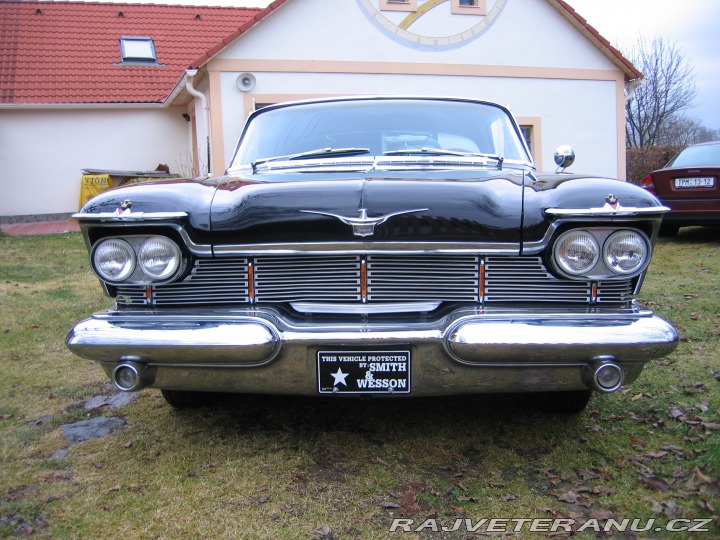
left=301, top=208, right=428, bottom=237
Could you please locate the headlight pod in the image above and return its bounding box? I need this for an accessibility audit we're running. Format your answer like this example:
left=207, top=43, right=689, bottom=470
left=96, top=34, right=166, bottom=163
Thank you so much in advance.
left=552, top=228, right=650, bottom=279
left=93, top=239, right=136, bottom=282
left=553, top=230, right=600, bottom=275
left=138, top=237, right=181, bottom=280
left=92, top=236, right=182, bottom=284
left=604, top=230, right=648, bottom=275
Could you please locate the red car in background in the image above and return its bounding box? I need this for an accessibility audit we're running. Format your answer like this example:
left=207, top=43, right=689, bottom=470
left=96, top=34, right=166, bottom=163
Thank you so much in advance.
left=641, top=141, right=720, bottom=236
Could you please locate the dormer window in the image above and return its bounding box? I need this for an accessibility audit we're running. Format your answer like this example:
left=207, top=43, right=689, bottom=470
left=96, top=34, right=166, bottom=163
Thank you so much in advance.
left=119, top=37, right=158, bottom=64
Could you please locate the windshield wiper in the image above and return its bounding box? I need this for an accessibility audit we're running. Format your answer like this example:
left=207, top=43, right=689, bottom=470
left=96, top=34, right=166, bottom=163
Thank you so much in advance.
left=382, top=148, right=505, bottom=169
left=252, top=147, right=370, bottom=172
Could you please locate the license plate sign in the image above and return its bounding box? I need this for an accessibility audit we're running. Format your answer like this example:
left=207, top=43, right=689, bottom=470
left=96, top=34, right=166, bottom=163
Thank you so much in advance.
left=675, top=177, right=715, bottom=188
left=317, top=350, right=411, bottom=394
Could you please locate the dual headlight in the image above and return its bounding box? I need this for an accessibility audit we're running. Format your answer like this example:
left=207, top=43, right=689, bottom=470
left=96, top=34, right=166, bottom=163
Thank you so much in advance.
left=92, top=236, right=182, bottom=284
left=553, top=228, right=650, bottom=279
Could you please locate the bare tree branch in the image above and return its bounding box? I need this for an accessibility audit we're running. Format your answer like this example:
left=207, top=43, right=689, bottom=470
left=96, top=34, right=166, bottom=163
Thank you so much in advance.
left=624, top=37, right=697, bottom=147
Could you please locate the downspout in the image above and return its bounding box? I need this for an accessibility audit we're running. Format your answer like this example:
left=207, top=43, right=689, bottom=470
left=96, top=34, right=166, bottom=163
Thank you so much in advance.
left=185, top=69, right=211, bottom=176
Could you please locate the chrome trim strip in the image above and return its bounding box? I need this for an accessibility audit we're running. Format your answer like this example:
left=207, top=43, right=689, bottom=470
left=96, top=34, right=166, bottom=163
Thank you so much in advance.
left=545, top=204, right=670, bottom=217
left=211, top=242, right=520, bottom=255
left=73, top=211, right=189, bottom=221
left=290, top=301, right=441, bottom=314
left=76, top=221, right=213, bottom=257
left=522, top=217, right=664, bottom=256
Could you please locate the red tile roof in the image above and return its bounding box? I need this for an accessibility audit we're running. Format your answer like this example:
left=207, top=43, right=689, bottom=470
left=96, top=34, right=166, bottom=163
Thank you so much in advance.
left=0, top=0, right=639, bottom=106
left=0, top=1, right=260, bottom=104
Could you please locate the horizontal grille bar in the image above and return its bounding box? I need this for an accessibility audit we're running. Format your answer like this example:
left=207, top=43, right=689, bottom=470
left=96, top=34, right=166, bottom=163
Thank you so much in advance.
left=113, top=255, right=635, bottom=308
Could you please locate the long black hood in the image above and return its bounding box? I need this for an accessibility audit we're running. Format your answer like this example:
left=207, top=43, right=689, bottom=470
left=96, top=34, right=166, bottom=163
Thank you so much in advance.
left=77, top=168, right=667, bottom=252
left=209, top=169, right=525, bottom=246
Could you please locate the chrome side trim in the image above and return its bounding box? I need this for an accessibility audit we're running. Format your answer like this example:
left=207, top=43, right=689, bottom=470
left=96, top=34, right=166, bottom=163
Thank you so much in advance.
left=290, top=301, right=441, bottom=314
left=73, top=211, right=189, bottom=221
left=545, top=204, right=670, bottom=217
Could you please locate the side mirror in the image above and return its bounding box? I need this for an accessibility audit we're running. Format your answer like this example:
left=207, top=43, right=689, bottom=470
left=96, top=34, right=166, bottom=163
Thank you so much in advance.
left=554, top=145, right=576, bottom=173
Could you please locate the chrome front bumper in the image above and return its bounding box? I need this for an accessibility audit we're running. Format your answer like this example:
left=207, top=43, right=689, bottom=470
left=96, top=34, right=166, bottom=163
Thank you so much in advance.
left=66, top=305, right=678, bottom=397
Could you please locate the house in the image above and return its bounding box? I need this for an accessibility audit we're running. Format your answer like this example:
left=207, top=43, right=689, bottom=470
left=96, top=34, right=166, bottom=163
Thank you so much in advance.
left=0, top=0, right=641, bottom=221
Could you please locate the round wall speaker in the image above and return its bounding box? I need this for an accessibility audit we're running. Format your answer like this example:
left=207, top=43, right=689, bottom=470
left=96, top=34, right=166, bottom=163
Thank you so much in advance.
left=236, top=73, right=256, bottom=92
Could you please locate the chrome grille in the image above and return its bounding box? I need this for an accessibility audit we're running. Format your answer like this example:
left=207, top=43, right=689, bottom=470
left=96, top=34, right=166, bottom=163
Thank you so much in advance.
left=484, top=256, right=591, bottom=303
left=113, top=255, right=635, bottom=307
left=155, top=258, right=250, bottom=305
left=254, top=255, right=361, bottom=302
left=367, top=255, right=479, bottom=302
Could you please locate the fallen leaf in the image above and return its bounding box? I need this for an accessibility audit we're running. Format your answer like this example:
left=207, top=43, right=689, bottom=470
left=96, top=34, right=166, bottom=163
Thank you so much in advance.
left=314, top=523, right=333, bottom=539
left=556, top=491, right=580, bottom=503
left=641, top=476, right=670, bottom=492
left=687, top=468, right=716, bottom=490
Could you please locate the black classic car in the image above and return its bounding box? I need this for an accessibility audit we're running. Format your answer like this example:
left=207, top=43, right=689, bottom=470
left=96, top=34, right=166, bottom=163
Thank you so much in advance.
left=67, top=96, right=678, bottom=412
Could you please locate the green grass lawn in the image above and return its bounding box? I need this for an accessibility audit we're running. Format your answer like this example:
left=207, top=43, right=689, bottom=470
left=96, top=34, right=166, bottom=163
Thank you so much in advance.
left=0, top=229, right=718, bottom=539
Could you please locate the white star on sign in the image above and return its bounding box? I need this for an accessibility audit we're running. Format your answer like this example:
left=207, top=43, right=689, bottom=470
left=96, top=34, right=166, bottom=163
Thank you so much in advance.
left=331, top=368, right=349, bottom=386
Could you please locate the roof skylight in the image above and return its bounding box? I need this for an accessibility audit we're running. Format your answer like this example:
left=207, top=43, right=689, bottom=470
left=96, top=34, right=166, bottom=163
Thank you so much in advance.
left=120, top=37, right=157, bottom=64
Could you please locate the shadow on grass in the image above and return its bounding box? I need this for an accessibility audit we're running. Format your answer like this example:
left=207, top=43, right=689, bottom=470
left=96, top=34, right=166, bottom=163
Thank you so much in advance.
left=164, top=392, right=587, bottom=450
left=662, top=226, right=720, bottom=244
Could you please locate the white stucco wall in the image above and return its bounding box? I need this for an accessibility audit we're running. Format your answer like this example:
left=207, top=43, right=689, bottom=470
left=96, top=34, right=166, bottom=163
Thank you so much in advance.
left=219, top=0, right=618, bottom=72
left=212, top=0, right=625, bottom=177
left=0, top=108, right=190, bottom=217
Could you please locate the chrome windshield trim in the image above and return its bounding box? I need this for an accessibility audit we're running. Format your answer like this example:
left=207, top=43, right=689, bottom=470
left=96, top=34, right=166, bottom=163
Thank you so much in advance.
left=290, top=302, right=441, bottom=315
left=73, top=211, right=189, bottom=221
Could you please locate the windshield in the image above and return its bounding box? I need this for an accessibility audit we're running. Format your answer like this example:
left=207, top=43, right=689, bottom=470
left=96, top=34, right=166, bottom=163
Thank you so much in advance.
left=230, top=99, right=532, bottom=170
left=667, top=143, right=720, bottom=168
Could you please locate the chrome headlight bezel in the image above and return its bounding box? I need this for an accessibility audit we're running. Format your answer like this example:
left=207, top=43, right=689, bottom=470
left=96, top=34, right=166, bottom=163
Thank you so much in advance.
left=552, top=230, right=601, bottom=276
left=91, top=235, right=184, bottom=284
left=92, top=238, right=137, bottom=282
left=551, top=227, right=651, bottom=280
left=138, top=236, right=182, bottom=280
left=603, top=230, right=649, bottom=275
